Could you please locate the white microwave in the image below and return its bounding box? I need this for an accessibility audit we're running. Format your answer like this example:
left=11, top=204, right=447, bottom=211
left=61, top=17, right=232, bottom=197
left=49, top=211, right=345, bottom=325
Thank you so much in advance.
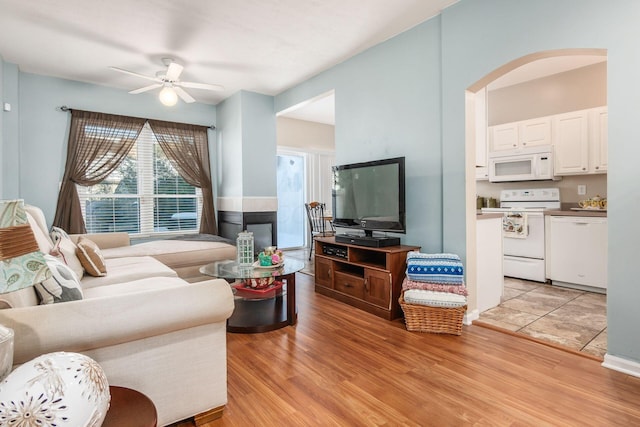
left=488, top=145, right=557, bottom=182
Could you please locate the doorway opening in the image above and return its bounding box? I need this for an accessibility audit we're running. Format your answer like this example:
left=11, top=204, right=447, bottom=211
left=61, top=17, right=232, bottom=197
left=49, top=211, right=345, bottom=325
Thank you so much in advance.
left=465, top=48, right=608, bottom=358
left=275, top=90, right=336, bottom=252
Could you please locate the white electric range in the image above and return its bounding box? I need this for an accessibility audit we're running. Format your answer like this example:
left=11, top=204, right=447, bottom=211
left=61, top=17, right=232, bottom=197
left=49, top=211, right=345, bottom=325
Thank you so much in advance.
left=482, top=188, right=560, bottom=282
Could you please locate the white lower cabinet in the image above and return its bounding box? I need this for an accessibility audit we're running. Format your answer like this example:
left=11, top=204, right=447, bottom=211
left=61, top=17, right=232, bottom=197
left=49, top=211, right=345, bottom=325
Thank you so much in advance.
left=546, top=216, right=607, bottom=290
left=476, top=216, right=503, bottom=312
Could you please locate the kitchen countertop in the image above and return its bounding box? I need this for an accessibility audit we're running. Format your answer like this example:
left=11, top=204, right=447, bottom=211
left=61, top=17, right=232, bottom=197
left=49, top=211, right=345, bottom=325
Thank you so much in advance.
left=476, top=212, right=503, bottom=220
left=545, top=209, right=607, bottom=217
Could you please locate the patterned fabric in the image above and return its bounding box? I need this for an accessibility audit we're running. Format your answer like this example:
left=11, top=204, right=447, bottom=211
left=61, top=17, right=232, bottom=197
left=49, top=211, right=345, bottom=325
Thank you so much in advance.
left=403, top=289, right=467, bottom=308
left=34, top=254, right=83, bottom=304
left=50, top=226, right=84, bottom=279
left=406, top=252, right=464, bottom=285
left=0, top=200, right=49, bottom=294
left=503, top=212, right=528, bottom=239
left=402, top=278, right=468, bottom=296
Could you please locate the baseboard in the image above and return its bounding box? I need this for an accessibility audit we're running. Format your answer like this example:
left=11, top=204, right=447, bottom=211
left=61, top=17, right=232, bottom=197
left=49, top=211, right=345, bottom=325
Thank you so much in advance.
left=463, top=309, right=479, bottom=325
left=602, top=354, right=640, bottom=378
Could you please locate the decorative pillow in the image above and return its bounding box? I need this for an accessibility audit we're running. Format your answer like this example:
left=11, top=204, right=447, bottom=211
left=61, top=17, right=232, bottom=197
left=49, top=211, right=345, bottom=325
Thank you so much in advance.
left=76, top=237, right=107, bottom=277
left=50, top=226, right=85, bottom=280
left=34, top=254, right=84, bottom=304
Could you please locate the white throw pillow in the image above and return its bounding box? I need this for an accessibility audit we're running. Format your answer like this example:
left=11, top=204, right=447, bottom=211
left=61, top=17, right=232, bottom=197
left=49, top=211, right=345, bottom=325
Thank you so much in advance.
left=50, top=226, right=84, bottom=280
left=34, top=255, right=84, bottom=304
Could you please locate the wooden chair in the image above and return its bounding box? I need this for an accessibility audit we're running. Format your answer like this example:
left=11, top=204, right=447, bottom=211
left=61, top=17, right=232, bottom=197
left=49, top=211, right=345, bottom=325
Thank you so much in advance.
left=305, top=202, right=335, bottom=260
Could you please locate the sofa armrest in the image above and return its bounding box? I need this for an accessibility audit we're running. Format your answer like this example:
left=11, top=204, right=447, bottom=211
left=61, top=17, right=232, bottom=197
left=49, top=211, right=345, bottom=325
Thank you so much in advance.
left=0, top=279, right=234, bottom=364
left=70, top=232, right=131, bottom=249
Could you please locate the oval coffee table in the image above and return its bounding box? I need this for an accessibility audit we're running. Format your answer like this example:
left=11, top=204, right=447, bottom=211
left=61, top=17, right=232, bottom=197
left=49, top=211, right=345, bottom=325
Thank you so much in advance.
left=200, top=259, right=303, bottom=333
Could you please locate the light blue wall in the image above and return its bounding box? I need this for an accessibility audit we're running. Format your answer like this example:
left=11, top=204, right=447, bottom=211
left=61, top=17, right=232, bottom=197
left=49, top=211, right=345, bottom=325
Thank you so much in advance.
left=216, top=91, right=243, bottom=198
left=15, top=71, right=216, bottom=224
left=216, top=90, right=276, bottom=198
left=276, top=17, right=444, bottom=253
left=440, top=0, right=640, bottom=365
left=240, top=91, right=276, bottom=197
left=2, top=62, right=20, bottom=200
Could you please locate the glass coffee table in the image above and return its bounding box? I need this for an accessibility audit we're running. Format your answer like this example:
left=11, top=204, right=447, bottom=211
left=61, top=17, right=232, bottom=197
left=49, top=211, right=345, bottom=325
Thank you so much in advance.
left=200, top=259, right=304, bottom=333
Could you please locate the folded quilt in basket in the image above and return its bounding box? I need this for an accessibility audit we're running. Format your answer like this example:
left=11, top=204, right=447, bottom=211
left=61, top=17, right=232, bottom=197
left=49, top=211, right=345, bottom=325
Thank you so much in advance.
left=406, top=252, right=464, bottom=285
left=403, top=289, right=467, bottom=308
left=402, top=278, right=468, bottom=296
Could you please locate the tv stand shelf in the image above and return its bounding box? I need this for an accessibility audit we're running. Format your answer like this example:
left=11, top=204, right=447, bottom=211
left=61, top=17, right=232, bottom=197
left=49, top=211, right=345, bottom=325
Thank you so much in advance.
left=314, top=236, right=420, bottom=320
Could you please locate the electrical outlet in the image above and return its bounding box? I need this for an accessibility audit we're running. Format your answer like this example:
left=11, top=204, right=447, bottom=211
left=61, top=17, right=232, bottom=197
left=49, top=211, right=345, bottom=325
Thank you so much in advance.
left=578, top=185, right=587, bottom=196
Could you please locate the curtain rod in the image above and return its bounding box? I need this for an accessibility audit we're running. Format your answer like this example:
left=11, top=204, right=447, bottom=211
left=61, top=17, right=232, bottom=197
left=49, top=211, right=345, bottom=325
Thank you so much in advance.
left=58, top=106, right=216, bottom=130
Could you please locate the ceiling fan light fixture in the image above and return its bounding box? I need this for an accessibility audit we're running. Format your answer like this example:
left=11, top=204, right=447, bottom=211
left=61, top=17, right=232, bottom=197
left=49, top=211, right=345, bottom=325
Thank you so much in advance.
left=159, top=86, right=178, bottom=106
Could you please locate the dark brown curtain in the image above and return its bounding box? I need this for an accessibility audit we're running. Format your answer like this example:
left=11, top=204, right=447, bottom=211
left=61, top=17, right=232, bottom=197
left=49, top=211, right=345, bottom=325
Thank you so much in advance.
left=53, top=110, right=146, bottom=233
left=147, top=120, right=217, bottom=235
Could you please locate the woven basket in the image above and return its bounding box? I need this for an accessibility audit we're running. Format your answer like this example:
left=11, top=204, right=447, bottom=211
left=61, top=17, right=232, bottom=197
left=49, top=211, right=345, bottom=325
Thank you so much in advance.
left=399, top=293, right=466, bottom=335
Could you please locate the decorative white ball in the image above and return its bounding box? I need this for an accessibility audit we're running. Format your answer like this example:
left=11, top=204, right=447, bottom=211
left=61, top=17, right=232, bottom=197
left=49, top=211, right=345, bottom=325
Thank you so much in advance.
left=0, top=352, right=110, bottom=426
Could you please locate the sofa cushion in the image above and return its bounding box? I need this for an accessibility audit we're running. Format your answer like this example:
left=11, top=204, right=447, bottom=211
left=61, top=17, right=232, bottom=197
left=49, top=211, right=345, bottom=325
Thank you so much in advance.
left=102, top=240, right=237, bottom=271
left=34, top=255, right=84, bottom=304
left=0, top=287, right=39, bottom=309
left=50, top=226, right=85, bottom=280
left=76, top=237, right=107, bottom=277
left=79, top=256, right=178, bottom=289
left=82, top=276, right=188, bottom=299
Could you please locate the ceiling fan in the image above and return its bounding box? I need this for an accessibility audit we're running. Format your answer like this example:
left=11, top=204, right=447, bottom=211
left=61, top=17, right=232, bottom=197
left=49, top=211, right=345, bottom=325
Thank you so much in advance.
left=109, top=58, right=224, bottom=105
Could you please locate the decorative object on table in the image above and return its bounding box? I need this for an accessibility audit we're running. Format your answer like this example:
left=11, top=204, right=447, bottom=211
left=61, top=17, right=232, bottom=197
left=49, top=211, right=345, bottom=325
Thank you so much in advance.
left=0, top=351, right=110, bottom=426
left=401, top=251, right=467, bottom=335
left=257, top=247, right=284, bottom=267
left=0, top=200, right=50, bottom=380
left=232, top=279, right=284, bottom=299
left=236, top=230, right=254, bottom=266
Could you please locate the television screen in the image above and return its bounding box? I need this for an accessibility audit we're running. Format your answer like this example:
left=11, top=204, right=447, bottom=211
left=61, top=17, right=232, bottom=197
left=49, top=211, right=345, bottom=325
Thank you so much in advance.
left=332, top=157, right=405, bottom=235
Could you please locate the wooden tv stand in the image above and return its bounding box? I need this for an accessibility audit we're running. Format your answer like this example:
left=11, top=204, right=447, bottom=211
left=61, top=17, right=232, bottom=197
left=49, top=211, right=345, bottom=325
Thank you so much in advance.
left=314, top=236, right=420, bottom=320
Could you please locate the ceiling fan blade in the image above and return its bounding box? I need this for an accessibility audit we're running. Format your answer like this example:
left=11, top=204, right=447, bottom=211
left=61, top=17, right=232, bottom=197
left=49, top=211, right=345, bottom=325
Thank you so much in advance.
left=129, top=83, right=162, bottom=94
left=109, top=66, right=160, bottom=82
left=174, top=86, right=196, bottom=103
left=165, top=62, right=184, bottom=81
left=178, top=81, right=225, bottom=91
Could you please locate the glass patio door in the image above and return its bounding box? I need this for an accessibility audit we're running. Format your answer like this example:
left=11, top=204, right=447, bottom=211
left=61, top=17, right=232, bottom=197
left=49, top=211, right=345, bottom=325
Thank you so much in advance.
left=276, top=153, right=306, bottom=248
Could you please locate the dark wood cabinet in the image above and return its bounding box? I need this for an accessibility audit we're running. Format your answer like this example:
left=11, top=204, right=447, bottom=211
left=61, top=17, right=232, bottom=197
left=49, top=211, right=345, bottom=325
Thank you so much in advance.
left=314, top=237, right=420, bottom=320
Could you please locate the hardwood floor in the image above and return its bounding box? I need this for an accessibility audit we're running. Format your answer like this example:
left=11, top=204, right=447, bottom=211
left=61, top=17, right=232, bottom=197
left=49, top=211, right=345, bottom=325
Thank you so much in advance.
left=179, top=272, right=640, bottom=426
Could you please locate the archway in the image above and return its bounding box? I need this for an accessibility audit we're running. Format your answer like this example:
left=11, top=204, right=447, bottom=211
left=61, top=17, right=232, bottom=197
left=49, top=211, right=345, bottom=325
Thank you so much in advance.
left=464, top=49, right=608, bottom=339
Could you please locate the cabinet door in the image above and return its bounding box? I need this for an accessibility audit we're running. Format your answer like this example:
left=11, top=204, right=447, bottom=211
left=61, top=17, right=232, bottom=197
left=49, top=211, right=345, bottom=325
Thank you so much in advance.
left=334, top=271, right=364, bottom=299
left=591, top=107, right=608, bottom=173
left=554, top=111, right=589, bottom=175
left=490, top=123, right=519, bottom=152
left=315, top=257, right=333, bottom=288
left=520, top=117, right=551, bottom=147
left=363, top=268, right=391, bottom=308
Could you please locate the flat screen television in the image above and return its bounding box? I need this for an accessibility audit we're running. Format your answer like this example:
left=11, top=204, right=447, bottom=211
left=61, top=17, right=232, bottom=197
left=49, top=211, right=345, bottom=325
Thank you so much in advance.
left=332, top=157, right=405, bottom=245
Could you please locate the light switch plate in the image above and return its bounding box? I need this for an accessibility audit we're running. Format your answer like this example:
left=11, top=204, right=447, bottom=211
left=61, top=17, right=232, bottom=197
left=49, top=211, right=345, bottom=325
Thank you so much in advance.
left=578, top=185, right=587, bottom=195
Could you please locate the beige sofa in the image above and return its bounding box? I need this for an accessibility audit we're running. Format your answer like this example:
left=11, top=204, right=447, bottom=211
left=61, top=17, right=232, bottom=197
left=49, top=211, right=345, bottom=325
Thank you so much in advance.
left=0, top=205, right=237, bottom=426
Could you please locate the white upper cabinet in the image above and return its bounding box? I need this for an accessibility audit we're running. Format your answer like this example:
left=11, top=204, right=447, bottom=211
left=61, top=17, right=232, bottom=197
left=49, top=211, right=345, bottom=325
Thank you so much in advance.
left=554, top=107, right=607, bottom=175
left=553, top=110, right=590, bottom=175
left=489, top=106, right=607, bottom=176
left=590, top=106, right=608, bottom=173
left=489, top=117, right=551, bottom=152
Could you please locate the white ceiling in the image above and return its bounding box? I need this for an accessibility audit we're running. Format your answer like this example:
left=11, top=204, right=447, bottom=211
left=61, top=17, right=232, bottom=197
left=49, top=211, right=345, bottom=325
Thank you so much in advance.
left=0, top=0, right=458, bottom=109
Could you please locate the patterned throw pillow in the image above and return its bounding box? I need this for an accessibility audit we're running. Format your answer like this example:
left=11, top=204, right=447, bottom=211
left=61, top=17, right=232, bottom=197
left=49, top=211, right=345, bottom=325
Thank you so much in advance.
left=76, top=237, right=107, bottom=277
left=34, top=255, right=84, bottom=304
left=50, top=226, right=85, bottom=280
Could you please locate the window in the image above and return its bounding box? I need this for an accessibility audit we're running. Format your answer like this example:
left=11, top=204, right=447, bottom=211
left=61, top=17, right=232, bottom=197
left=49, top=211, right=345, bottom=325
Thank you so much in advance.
left=77, top=123, right=202, bottom=235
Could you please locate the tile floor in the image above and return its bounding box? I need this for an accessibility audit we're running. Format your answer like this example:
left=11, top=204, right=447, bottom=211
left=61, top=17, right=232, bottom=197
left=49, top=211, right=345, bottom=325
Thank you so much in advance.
left=478, top=277, right=607, bottom=358
left=284, top=248, right=607, bottom=358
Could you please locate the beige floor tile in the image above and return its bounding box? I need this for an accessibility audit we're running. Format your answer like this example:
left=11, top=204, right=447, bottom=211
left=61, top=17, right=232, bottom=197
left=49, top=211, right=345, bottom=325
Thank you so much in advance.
left=571, top=292, right=607, bottom=308
left=480, top=306, right=539, bottom=328
left=517, top=328, right=585, bottom=351
left=529, top=285, right=584, bottom=299
left=475, top=318, right=521, bottom=332
left=585, top=329, right=608, bottom=350
left=500, top=292, right=568, bottom=316
left=519, top=316, right=601, bottom=348
left=547, top=305, right=607, bottom=331
left=502, top=287, right=526, bottom=301
left=503, top=277, right=543, bottom=292
left=581, top=345, right=606, bottom=358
